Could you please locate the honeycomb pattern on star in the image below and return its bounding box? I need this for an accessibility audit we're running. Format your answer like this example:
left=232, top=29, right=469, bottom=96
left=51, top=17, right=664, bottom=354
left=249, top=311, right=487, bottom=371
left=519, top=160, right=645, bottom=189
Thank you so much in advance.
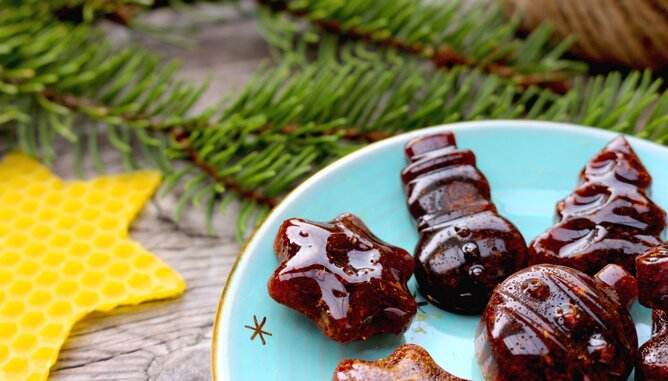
left=0, top=152, right=185, bottom=381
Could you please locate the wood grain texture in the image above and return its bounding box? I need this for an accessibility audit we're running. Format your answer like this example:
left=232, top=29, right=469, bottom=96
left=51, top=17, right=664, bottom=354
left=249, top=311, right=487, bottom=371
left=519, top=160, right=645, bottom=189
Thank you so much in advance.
left=44, top=6, right=269, bottom=381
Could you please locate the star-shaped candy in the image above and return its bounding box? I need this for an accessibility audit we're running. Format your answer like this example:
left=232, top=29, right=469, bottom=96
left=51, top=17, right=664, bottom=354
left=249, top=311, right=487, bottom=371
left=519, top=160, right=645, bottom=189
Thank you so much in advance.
left=0, top=152, right=185, bottom=381
left=268, top=213, right=416, bottom=343
left=333, top=344, right=469, bottom=381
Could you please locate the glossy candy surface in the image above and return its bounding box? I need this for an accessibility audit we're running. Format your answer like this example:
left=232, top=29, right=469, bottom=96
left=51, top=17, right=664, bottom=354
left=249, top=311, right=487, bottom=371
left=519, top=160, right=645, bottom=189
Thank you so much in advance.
left=637, top=310, right=668, bottom=381
left=636, top=243, right=668, bottom=310
left=530, top=136, right=666, bottom=275
left=332, top=344, right=469, bottom=381
left=267, top=213, right=417, bottom=343
left=402, top=132, right=527, bottom=314
left=215, top=122, right=668, bottom=381
left=476, top=264, right=638, bottom=381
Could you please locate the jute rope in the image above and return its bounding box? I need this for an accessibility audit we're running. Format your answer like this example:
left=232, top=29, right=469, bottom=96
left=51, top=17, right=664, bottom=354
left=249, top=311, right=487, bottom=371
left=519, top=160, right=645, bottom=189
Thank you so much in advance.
left=503, top=0, right=668, bottom=69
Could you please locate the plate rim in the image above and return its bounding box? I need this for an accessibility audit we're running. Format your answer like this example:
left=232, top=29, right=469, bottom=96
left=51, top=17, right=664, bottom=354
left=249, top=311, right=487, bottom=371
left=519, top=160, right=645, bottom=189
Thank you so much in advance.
left=211, top=120, right=668, bottom=381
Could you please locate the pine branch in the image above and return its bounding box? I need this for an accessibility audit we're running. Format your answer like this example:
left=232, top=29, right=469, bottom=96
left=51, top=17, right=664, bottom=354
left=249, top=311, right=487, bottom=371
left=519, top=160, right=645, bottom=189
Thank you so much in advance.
left=169, top=45, right=666, bottom=241
left=218, top=45, right=668, bottom=146
left=1, top=2, right=666, bottom=242
left=4, top=0, right=215, bottom=25
left=0, top=12, right=205, bottom=129
left=1, top=0, right=147, bottom=25
left=256, top=0, right=587, bottom=91
left=53, top=0, right=149, bottom=25
left=172, top=127, right=279, bottom=207
left=0, top=7, right=279, bottom=236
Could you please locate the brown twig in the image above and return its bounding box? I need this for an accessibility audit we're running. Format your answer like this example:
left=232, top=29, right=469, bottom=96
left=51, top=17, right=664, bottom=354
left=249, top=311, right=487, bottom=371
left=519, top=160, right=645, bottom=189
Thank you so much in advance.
left=257, top=0, right=572, bottom=93
left=172, top=128, right=279, bottom=207
left=39, top=87, right=279, bottom=207
left=54, top=1, right=141, bottom=26
left=41, top=88, right=166, bottom=127
left=41, top=86, right=390, bottom=205
left=53, top=0, right=200, bottom=26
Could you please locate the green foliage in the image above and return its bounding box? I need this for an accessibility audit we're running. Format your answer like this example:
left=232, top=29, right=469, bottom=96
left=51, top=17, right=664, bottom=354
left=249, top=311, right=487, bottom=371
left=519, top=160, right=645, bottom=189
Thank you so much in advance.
left=2, top=0, right=152, bottom=23
left=0, top=7, right=205, bottom=189
left=0, top=4, right=312, bottom=239
left=228, top=46, right=667, bottom=139
left=2, top=0, right=225, bottom=26
left=257, top=0, right=587, bottom=89
left=173, top=43, right=667, bottom=238
left=0, top=1, right=666, bottom=242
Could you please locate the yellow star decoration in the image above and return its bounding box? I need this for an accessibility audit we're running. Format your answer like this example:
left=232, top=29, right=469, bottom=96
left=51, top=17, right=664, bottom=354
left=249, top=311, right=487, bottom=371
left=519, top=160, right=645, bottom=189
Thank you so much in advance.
left=0, top=152, right=185, bottom=381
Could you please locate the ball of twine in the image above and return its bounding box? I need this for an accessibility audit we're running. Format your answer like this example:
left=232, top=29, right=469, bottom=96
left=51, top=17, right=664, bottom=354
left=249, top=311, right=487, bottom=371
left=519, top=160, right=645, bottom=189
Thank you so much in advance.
left=503, top=0, right=668, bottom=69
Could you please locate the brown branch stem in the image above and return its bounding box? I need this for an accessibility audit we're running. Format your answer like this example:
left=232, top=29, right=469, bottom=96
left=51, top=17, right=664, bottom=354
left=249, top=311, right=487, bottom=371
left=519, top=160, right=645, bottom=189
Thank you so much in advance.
left=172, top=128, right=278, bottom=207
left=39, top=87, right=279, bottom=207
left=53, top=0, right=200, bottom=26
left=41, top=88, right=169, bottom=128
left=257, top=0, right=571, bottom=93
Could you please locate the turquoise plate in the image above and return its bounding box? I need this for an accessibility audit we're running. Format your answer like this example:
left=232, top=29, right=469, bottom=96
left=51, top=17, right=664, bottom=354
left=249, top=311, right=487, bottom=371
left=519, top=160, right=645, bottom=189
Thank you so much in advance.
left=213, top=121, right=667, bottom=381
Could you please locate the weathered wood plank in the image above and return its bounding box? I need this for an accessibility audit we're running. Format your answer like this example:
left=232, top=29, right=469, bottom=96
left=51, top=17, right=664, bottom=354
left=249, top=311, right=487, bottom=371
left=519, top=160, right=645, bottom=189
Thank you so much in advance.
left=46, top=8, right=269, bottom=381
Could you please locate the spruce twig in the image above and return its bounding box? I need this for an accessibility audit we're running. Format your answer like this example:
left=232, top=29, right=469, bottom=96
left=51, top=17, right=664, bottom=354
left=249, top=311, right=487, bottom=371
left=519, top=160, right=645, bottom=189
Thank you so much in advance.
left=0, top=8, right=276, bottom=233
left=220, top=47, right=667, bottom=146
left=1, top=1, right=667, bottom=241
left=172, top=128, right=279, bottom=207
left=20, top=0, right=211, bottom=26
left=256, top=0, right=586, bottom=91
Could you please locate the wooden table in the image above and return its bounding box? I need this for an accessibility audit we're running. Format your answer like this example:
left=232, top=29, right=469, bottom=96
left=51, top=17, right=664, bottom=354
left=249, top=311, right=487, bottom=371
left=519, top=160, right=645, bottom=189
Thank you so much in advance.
left=48, top=7, right=268, bottom=380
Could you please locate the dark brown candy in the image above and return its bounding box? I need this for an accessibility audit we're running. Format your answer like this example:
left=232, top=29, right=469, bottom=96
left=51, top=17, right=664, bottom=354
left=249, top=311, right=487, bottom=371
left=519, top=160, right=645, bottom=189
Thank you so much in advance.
left=332, top=344, right=469, bottom=381
left=401, top=132, right=527, bottom=314
left=595, top=263, right=639, bottom=310
left=637, top=310, right=668, bottom=381
left=529, top=136, right=666, bottom=275
left=636, top=243, right=668, bottom=310
left=267, top=213, right=417, bottom=343
left=476, top=264, right=638, bottom=381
